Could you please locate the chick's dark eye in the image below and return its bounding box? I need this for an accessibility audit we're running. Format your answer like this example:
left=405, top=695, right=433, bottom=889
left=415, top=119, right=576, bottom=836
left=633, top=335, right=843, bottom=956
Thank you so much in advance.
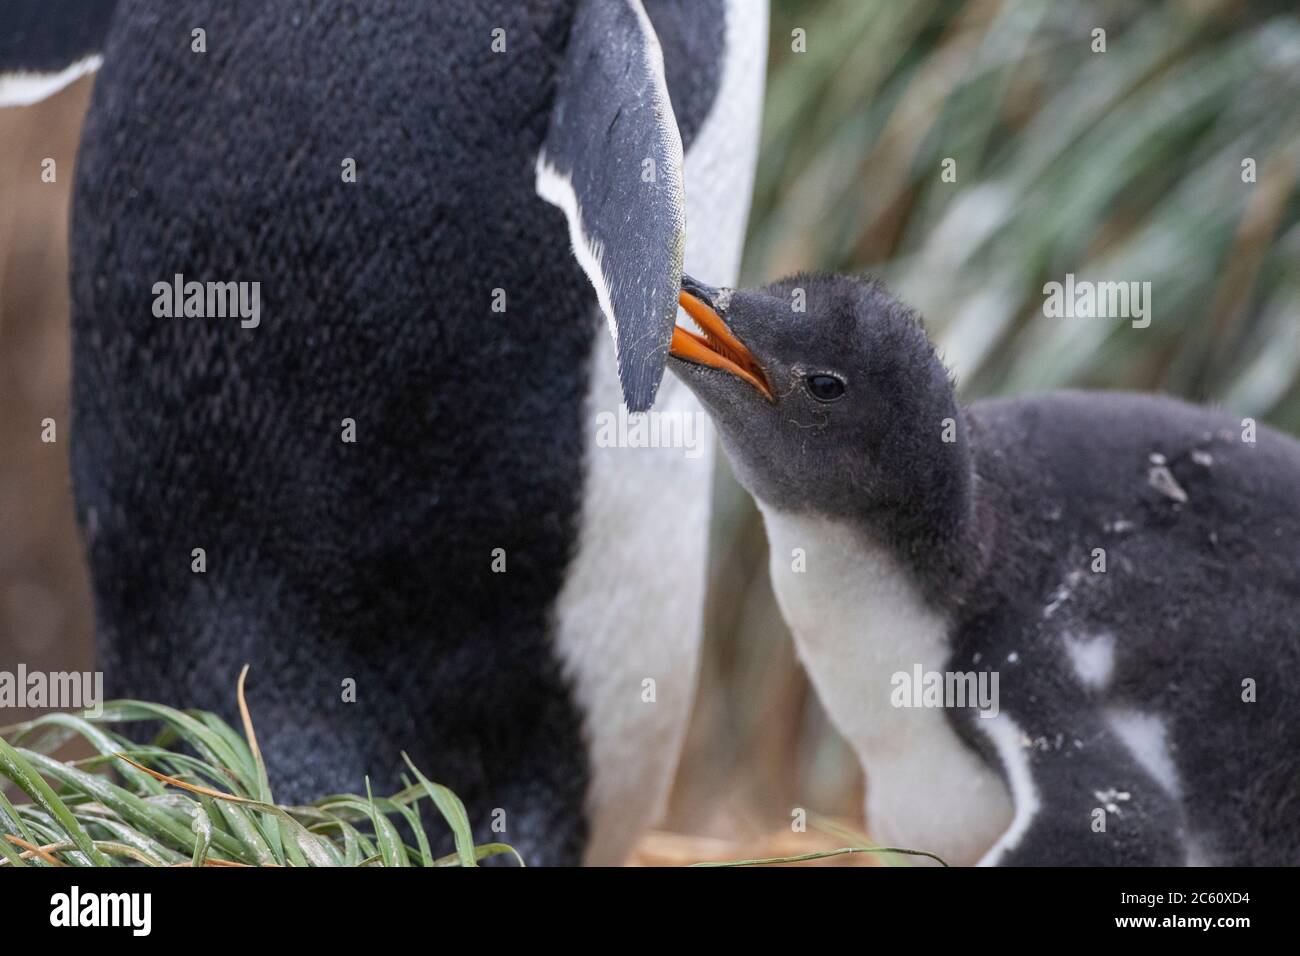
left=806, top=373, right=846, bottom=402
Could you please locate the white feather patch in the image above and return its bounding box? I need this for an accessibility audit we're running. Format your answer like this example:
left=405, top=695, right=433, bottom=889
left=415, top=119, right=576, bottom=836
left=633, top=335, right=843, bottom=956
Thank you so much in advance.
left=0, top=55, right=102, bottom=108
left=535, top=154, right=619, bottom=349
left=1107, top=708, right=1182, bottom=798
left=1063, top=632, right=1116, bottom=690
left=975, top=714, right=1042, bottom=866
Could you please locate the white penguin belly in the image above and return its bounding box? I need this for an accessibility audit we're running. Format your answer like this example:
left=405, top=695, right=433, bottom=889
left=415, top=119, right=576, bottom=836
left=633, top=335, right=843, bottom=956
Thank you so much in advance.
left=757, top=506, right=1014, bottom=866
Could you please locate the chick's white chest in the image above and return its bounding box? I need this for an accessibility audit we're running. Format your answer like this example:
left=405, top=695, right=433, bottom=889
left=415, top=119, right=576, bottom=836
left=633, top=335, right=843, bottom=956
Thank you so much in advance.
left=757, top=506, right=1014, bottom=866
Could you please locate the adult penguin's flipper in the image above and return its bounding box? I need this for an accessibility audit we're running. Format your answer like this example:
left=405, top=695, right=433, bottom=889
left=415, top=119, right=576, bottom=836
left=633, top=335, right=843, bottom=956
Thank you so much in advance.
left=536, top=0, right=686, bottom=413
left=0, top=0, right=117, bottom=107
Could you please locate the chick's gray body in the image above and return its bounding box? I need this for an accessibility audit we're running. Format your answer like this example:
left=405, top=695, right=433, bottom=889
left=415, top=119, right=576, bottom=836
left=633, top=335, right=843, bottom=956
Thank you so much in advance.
left=954, top=391, right=1300, bottom=864
left=671, top=273, right=1300, bottom=865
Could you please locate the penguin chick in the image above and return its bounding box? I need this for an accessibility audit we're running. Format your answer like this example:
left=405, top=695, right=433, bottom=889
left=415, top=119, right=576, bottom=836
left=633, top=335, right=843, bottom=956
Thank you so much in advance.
left=669, top=272, right=1300, bottom=866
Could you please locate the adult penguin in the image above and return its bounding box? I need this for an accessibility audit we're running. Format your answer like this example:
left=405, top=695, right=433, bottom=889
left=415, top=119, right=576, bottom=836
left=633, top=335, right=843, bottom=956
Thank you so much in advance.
left=2, top=0, right=767, bottom=865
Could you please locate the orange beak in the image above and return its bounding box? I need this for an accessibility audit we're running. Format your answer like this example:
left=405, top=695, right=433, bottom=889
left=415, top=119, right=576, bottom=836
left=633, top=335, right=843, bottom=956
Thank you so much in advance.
left=671, top=289, right=774, bottom=402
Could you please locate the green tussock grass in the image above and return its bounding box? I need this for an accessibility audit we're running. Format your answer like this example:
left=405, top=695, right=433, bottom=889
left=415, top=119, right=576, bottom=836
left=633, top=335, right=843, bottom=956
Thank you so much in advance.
left=0, top=670, right=944, bottom=868
left=0, top=667, right=522, bottom=868
left=751, top=0, right=1300, bottom=426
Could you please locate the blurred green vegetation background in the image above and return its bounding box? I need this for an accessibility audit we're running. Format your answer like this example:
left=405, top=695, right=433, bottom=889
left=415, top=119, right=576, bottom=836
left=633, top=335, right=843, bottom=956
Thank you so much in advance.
left=666, top=0, right=1300, bottom=843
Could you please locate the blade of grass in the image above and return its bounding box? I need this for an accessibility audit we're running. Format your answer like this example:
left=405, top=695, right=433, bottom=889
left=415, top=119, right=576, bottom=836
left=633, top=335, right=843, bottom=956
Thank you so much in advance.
left=362, top=779, right=408, bottom=867
left=191, top=802, right=214, bottom=867
left=691, top=845, right=949, bottom=867
left=0, top=788, right=37, bottom=866
left=117, top=754, right=337, bottom=867
left=431, top=842, right=526, bottom=867
left=0, top=736, right=110, bottom=866
left=402, top=751, right=477, bottom=868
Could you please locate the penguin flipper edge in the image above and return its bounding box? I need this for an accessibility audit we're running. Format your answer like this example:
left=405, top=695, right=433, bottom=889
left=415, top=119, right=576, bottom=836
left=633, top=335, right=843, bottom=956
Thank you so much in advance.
left=0, top=0, right=118, bottom=107
left=536, top=0, right=687, bottom=413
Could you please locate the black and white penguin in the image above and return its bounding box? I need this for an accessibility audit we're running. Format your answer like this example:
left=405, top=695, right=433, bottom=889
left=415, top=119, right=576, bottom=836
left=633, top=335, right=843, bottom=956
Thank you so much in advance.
left=668, top=273, right=1300, bottom=866
left=3, top=1, right=767, bottom=865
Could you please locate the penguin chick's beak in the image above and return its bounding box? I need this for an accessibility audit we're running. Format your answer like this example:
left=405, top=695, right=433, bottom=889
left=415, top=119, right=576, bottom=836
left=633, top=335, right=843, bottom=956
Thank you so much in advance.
left=671, top=283, right=774, bottom=402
